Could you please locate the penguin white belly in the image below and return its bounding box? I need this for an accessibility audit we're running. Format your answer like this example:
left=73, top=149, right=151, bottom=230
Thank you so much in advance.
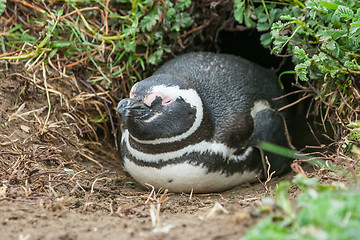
left=124, top=158, right=259, bottom=193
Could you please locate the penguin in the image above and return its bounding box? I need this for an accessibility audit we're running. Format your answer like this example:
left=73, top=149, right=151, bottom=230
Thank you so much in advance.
left=117, top=52, right=292, bottom=193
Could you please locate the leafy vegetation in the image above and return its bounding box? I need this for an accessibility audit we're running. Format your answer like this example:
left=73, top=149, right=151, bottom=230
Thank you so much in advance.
left=1, top=0, right=192, bottom=85
left=237, top=2, right=360, bottom=235
left=234, top=0, right=360, bottom=81
left=0, top=0, right=5, bottom=16
left=234, top=0, right=360, bottom=149
left=0, top=0, right=194, bottom=138
left=245, top=174, right=360, bottom=240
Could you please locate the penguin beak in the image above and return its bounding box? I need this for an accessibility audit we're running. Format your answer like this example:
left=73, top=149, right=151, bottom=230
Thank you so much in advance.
left=117, top=98, right=150, bottom=117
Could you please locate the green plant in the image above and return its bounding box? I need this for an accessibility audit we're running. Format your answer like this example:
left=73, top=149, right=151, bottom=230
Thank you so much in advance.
left=245, top=174, right=360, bottom=240
left=234, top=0, right=360, bottom=79
left=0, top=0, right=5, bottom=17
left=348, top=122, right=360, bottom=142
left=233, top=0, right=360, bottom=130
left=1, top=0, right=193, bottom=139
left=341, top=121, right=360, bottom=153
left=1, top=0, right=193, bottom=84
left=258, top=141, right=346, bottom=173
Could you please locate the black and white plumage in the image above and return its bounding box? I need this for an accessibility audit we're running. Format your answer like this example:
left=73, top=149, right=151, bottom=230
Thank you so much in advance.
left=117, top=52, right=292, bottom=193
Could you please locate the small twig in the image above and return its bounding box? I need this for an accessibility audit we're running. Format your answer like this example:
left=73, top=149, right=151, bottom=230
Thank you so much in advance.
left=179, top=23, right=209, bottom=38
left=257, top=156, right=275, bottom=193
left=189, top=188, right=193, bottom=201
left=69, top=170, right=87, bottom=182
left=109, top=199, right=114, bottom=215
left=59, top=7, right=103, bottom=20
left=306, top=98, right=314, bottom=119
left=13, top=0, right=47, bottom=14
left=238, top=197, right=261, bottom=206
left=272, top=89, right=311, bottom=101
left=264, top=156, right=275, bottom=187
left=307, top=122, right=323, bottom=147
left=91, top=177, right=106, bottom=194
left=338, top=87, right=357, bottom=115
left=41, top=63, right=51, bottom=134
left=291, top=162, right=306, bottom=175
left=105, top=0, right=110, bottom=35
left=205, top=202, right=229, bottom=219
left=92, top=170, right=116, bottom=179
left=63, top=50, right=98, bottom=68
left=278, top=94, right=313, bottom=111
left=78, top=151, right=103, bottom=169
left=144, top=183, right=155, bottom=204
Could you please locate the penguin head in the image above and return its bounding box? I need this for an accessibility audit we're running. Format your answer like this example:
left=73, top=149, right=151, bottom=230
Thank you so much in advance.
left=117, top=74, right=204, bottom=143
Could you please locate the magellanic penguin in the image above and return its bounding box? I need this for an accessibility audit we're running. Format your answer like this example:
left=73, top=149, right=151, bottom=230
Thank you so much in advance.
left=117, top=52, right=292, bottom=193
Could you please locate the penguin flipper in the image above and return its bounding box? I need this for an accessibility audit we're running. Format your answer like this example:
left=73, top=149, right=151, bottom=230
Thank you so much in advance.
left=253, top=108, right=293, bottom=175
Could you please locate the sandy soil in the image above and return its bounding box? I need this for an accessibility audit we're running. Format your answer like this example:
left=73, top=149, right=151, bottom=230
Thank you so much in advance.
left=0, top=63, right=302, bottom=240
left=0, top=173, right=297, bottom=240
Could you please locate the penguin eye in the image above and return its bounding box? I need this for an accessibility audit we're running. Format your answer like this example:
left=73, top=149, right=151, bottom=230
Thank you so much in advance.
left=144, top=92, right=174, bottom=107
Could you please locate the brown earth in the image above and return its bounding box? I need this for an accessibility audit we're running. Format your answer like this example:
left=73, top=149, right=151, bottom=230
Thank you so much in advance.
left=0, top=63, right=306, bottom=240
left=0, top=173, right=299, bottom=240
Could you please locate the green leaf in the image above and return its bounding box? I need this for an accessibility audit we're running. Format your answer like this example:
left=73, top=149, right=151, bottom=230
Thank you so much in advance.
left=0, top=0, right=6, bottom=16
left=334, top=5, right=354, bottom=20
left=179, top=12, right=193, bottom=28
left=170, top=22, right=180, bottom=32
left=244, top=8, right=256, bottom=27
left=316, top=29, right=333, bottom=42
left=257, top=22, right=270, bottom=31
left=292, top=174, right=319, bottom=191
left=349, top=21, right=360, bottom=35
left=50, top=41, right=73, bottom=48
left=293, top=46, right=308, bottom=60
left=165, top=7, right=176, bottom=20
left=234, top=0, right=245, bottom=24
left=269, top=8, right=280, bottom=23
left=295, top=60, right=311, bottom=81
left=122, top=38, right=136, bottom=52
left=319, top=0, right=339, bottom=10
left=274, top=181, right=294, bottom=218
left=148, top=47, right=164, bottom=65
left=176, top=0, right=191, bottom=11
left=325, top=40, right=336, bottom=50
left=279, top=15, right=297, bottom=21
left=258, top=141, right=299, bottom=159
left=344, top=60, right=359, bottom=70
left=329, top=68, right=340, bottom=78
left=257, top=12, right=268, bottom=23
left=140, top=13, right=159, bottom=32
left=271, top=36, right=287, bottom=54
left=260, top=32, right=272, bottom=48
